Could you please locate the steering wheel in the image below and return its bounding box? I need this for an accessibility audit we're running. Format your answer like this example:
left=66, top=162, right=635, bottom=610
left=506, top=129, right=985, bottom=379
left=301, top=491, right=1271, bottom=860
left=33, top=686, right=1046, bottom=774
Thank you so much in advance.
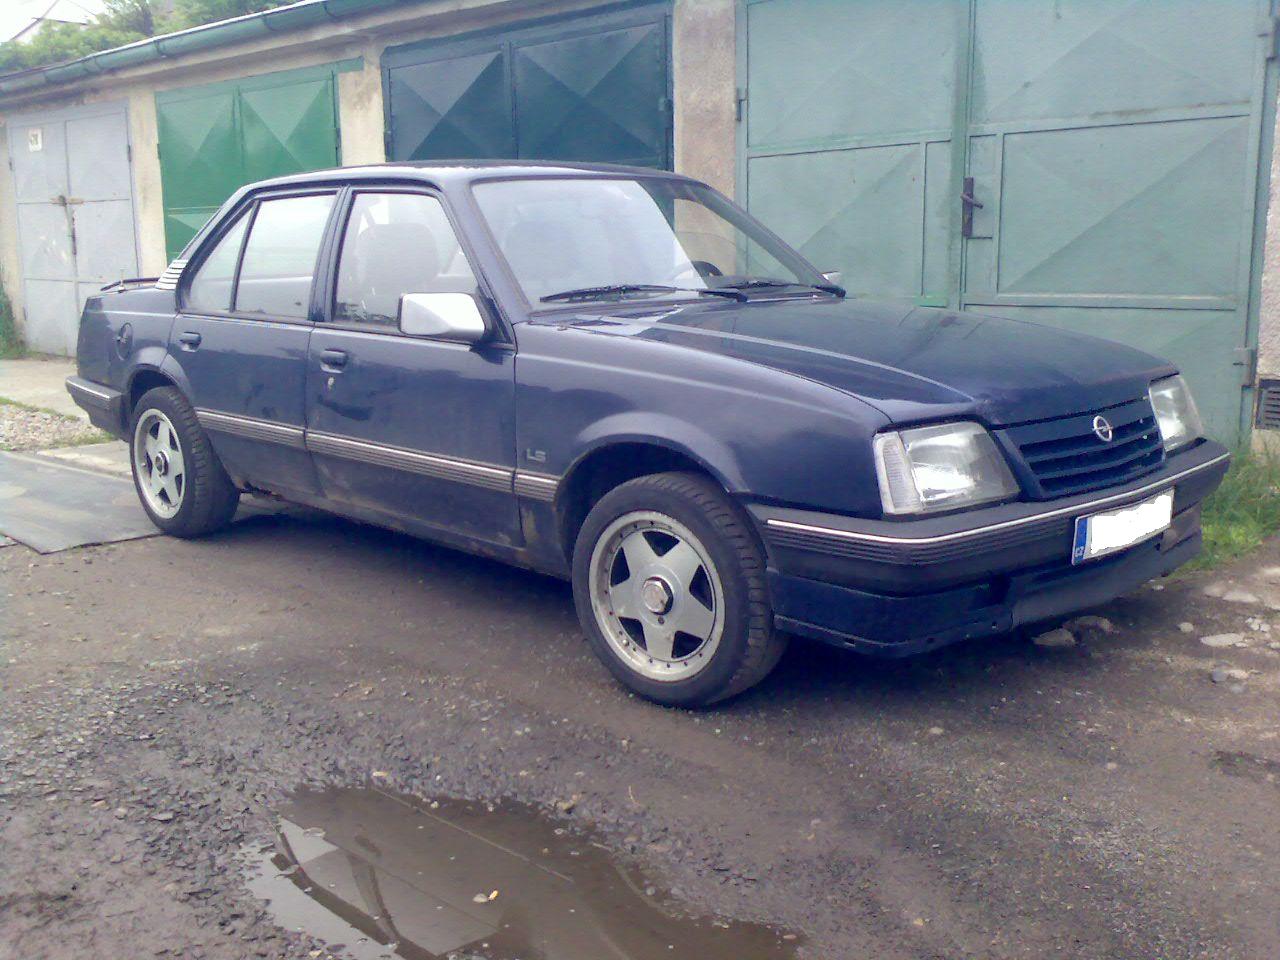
left=665, top=260, right=724, bottom=285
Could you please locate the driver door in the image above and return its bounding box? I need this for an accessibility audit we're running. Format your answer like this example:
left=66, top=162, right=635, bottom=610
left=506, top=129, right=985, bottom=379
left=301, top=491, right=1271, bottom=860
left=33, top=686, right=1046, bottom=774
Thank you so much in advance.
left=304, top=189, right=521, bottom=547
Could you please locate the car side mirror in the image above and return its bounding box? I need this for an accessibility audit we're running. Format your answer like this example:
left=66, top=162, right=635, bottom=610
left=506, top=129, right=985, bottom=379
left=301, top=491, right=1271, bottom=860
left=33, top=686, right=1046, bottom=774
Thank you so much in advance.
left=822, top=270, right=843, bottom=286
left=398, top=292, right=487, bottom=343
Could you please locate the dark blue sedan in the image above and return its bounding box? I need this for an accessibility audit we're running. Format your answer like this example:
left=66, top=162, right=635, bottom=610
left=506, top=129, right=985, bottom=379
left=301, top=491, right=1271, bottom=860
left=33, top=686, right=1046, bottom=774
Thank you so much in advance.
left=66, top=162, right=1229, bottom=705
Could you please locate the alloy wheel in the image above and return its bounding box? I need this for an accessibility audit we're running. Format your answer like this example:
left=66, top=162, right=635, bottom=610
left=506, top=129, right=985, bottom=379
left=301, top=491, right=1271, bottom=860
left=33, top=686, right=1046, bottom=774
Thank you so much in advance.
left=133, top=409, right=186, bottom=519
left=588, top=510, right=724, bottom=682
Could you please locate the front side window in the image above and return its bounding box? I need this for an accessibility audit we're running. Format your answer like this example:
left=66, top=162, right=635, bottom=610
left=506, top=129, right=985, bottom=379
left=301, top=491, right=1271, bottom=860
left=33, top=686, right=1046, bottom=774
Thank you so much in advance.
left=333, top=193, right=477, bottom=327
left=235, top=193, right=336, bottom=319
left=186, top=212, right=249, bottom=314
left=472, top=177, right=828, bottom=305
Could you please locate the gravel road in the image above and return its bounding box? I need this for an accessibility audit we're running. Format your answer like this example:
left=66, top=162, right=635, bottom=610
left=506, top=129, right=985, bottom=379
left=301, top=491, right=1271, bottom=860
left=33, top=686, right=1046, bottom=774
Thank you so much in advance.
left=2, top=510, right=1278, bottom=959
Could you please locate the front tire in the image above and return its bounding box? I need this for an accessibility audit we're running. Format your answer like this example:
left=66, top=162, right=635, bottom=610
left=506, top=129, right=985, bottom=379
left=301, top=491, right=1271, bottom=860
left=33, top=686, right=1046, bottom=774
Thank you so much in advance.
left=130, top=386, right=239, bottom=538
left=572, top=472, right=786, bottom=707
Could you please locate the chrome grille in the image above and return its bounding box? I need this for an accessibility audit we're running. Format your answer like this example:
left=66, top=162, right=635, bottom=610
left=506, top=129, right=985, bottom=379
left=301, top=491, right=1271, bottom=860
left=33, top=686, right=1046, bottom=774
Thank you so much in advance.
left=1002, top=398, right=1164, bottom=498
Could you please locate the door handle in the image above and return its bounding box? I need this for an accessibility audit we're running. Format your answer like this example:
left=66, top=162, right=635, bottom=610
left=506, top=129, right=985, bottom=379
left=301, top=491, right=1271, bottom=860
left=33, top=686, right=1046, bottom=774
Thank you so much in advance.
left=320, top=348, right=348, bottom=371
left=961, top=176, right=984, bottom=239
left=177, top=331, right=202, bottom=350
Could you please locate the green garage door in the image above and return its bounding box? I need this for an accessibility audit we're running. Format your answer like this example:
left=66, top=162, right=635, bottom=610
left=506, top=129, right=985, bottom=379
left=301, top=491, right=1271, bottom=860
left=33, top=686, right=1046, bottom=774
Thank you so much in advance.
left=741, top=0, right=1275, bottom=442
left=384, top=3, right=670, bottom=168
left=156, top=62, right=353, bottom=259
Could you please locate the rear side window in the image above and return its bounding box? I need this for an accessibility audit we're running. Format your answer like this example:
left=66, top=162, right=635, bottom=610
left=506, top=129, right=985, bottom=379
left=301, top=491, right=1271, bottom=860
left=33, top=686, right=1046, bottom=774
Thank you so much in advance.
left=333, top=193, right=477, bottom=327
left=235, top=194, right=336, bottom=319
left=186, top=212, right=248, bottom=314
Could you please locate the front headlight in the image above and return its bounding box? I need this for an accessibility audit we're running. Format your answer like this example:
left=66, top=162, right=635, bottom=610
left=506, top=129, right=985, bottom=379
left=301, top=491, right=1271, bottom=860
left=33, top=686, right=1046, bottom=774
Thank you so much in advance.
left=1148, top=375, right=1203, bottom=453
left=873, top=422, right=1019, bottom=515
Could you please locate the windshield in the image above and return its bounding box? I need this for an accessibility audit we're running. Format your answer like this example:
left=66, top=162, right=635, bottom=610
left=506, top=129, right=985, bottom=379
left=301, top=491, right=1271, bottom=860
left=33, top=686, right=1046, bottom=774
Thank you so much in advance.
left=471, top=177, right=831, bottom=306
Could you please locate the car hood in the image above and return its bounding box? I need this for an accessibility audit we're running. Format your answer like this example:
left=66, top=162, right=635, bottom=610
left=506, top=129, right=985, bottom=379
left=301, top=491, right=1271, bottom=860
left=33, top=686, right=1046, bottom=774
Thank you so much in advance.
left=567, top=296, right=1175, bottom=426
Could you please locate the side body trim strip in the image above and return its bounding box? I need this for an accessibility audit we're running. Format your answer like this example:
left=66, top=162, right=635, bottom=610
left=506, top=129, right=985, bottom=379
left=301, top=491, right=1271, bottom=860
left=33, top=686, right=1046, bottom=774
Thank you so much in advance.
left=306, top=431, right=514, bottom=493
left=195, top=409, right=306, bottom=449
left=765, top=452, right=1231, bottom=548
left=514, top=471, right=559, bottom=502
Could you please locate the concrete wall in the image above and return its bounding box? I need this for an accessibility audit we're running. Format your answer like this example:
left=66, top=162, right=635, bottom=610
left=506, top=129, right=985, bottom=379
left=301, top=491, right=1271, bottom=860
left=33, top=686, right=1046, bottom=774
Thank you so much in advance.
left=0, top=0, right=738, bottom=352
left=672, top=0, right=735, bottom=196
left=1258, top=101, right=1280, bottom=445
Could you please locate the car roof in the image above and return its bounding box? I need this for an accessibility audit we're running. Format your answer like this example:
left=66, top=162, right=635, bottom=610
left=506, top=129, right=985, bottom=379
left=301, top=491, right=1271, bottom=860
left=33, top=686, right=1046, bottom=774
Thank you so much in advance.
left=247, top=160, right=696, bottom=192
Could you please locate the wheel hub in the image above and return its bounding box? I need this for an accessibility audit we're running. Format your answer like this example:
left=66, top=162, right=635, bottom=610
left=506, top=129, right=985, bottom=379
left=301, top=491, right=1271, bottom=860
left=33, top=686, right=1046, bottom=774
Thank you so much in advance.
left=152, top=450, right=169, bottom=476
left=640, top=576, right=674, bottom=615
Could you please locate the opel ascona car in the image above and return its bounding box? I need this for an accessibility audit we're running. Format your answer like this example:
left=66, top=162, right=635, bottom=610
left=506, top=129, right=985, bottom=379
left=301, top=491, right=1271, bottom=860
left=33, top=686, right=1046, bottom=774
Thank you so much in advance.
left=66, top=162, right=1229, bottom=706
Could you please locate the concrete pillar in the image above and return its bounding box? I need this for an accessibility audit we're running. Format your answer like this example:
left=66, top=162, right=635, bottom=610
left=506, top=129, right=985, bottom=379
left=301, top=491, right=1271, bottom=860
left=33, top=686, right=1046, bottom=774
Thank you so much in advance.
left=126, top=89, right=168, bottom=276
left=672, top=0, right=736, bottom=197
left=0, top=124, right=23, bottom=338
left=338, top=45, right=387, bottom=166
left=1255, top=101, right=1280, bottom=449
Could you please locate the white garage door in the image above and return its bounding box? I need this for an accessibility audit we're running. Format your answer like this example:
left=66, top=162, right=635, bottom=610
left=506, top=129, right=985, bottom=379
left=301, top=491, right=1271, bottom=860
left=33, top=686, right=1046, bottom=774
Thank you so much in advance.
left=7, top=101, right=140, bottom=356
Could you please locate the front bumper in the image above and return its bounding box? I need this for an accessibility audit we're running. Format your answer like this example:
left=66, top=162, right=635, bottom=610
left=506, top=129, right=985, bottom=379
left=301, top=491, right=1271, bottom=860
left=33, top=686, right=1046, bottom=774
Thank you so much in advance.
left=66, top=376, right=125, bottom=436
left=750, top=440, right=1229, bottom=656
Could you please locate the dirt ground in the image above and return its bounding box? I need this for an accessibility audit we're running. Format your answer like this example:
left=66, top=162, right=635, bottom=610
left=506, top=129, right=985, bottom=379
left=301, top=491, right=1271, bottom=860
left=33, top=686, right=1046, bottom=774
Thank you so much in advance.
left=2, top=508, right=1279, bottom=960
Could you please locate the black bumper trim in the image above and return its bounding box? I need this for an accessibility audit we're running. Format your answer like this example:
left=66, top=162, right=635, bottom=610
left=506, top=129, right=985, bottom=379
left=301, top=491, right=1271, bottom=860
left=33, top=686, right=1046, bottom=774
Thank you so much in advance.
left=65, top=376, right=125, bottom=435
left=759, top=445, right=1228, bottom=566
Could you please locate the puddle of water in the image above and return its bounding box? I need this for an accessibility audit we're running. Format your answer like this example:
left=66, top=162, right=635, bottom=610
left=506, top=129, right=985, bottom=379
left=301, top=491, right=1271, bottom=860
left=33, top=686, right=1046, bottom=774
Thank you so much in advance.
left=244, top=786, right=800, bottom=960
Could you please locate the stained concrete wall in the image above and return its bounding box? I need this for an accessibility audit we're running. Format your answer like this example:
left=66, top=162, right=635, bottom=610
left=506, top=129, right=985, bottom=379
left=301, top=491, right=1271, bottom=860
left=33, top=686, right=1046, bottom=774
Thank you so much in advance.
left=0, top=0, right=741, bottom=353
left=1257, top=101, right=1280, bottom=446
left=673, top=0, right=735, bottom=196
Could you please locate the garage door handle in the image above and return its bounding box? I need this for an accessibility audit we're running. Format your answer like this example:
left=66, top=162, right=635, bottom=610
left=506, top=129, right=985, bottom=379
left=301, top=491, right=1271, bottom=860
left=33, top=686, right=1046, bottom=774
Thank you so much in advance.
left=177, top=331, right=202, bottom=350
left=961, top=176, right=984, bottom=239
left=320, top=348, right=348, bottom=371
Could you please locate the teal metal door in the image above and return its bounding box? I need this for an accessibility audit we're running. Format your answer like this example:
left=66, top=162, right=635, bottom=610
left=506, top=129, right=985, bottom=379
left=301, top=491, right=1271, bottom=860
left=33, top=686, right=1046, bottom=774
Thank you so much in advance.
left=384, top=3, right=671, bottom=168
left=958, top=0, right=1272, bottom=443
left=740, top=0, right=1275, bottom=442
left=741, top=0, right=968, bottom=305
left=156, top=63, right=351, bottom=259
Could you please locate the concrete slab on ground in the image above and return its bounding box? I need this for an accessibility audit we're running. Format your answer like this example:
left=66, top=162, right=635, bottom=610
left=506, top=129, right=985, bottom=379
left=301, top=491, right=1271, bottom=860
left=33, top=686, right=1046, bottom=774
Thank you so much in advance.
left=34, top=439, right=130, bottom=478
left=0, top=356, right=82, bottom=419
left=0, top=450, right=157, bottom=552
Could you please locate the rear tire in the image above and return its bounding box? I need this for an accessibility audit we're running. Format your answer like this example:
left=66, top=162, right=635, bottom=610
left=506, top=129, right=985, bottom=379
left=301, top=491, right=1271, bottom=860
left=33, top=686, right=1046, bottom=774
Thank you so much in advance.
left=130, top=386, right=239, bottom=538
left=572, top=471, right=786, bottom=707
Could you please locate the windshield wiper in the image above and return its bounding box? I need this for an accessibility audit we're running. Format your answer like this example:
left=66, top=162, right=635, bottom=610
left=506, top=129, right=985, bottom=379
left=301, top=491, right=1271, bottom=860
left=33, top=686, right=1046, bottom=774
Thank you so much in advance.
left=540, top=283, right=746, bottom=303
left=718, top=278, right=847, bottom=297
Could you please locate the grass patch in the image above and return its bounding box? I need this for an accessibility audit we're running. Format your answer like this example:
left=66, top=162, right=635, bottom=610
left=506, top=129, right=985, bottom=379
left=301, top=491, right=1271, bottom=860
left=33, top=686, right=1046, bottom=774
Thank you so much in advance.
left=0, top=283, right=25, bottom=359
left=1189, top=448, right=1280, bottom=570
left=0, top=396, right=72, bottom=418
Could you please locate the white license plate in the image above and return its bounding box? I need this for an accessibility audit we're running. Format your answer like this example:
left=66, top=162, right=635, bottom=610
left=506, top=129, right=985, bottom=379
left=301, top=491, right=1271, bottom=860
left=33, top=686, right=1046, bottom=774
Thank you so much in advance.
left=1071, top=490, right=1173, bottom=564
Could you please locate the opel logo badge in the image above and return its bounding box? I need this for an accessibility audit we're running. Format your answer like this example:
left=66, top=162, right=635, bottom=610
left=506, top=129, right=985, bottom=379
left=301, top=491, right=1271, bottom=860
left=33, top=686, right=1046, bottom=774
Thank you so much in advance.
left=1092, top=415, right=1114, bottom=443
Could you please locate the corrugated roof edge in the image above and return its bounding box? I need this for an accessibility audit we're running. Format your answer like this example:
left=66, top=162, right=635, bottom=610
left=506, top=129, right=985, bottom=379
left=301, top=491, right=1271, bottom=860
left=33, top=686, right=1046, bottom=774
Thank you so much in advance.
left=0, top=0, right=413, bottom=100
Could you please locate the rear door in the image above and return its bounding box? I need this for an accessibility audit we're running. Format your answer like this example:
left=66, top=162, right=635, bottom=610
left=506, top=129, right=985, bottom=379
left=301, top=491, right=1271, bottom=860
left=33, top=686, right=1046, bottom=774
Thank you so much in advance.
left=305, top=188, right=521, bottom=547
left=173, top=190, right=337, bottom=496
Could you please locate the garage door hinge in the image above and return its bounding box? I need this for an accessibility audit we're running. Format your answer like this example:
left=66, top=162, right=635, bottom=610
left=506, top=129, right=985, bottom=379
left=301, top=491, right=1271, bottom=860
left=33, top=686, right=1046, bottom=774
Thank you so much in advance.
left=1264, top=15, right=1280, bottom=58
left=1235, top=346, right=1258, bottom=385
left=735, top=87, right=747, bottom=122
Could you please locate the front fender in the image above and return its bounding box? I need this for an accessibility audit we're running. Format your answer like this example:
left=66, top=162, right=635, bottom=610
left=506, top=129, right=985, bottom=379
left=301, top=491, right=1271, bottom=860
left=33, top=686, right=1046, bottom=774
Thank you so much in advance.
left=570, top=412, right=746, bottom=493
left=514, top=323, right=890, bottom=516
